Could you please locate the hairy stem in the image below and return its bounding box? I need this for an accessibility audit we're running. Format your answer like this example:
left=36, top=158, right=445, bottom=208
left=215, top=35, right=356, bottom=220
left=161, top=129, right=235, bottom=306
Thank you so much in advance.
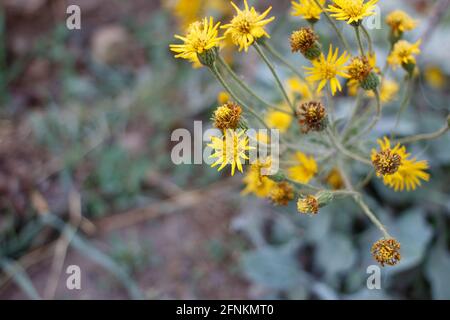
left=254, top=42, right=295, bottom=112
left=261, top=41, right=306, bottom=81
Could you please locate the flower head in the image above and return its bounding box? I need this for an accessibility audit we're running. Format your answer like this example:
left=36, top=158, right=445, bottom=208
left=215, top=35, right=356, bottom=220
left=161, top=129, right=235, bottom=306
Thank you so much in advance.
left=372, top=137, right=430, bottom=191
left=270, top=182, right=295, bottom=206
left=347, top=56, right=372, bottom=82
left=170, top=17, right=224, bottom=66
left=386, top=10, right=417, bottom=38
left=296, top=101, right=327, bottom=133
left=208, top=129, right=253, bottom=176
left=221, top=0, right=275, bottom=52
left=291, top=0, right=325, bottom=22
left=327, top=0, right=379, bottom=25
left=290, top=27, right=321, bottom=60
left=287, top=77, right=315, bottom=101
left=371, top=137, right=402, bottom=176
left=387, top=40, right=421, bottom=70
left=265, top=108, right=293, bottom=133
left=288, top=152, right=318, bottom=184
left=242, top=158, right=275, bottom=197
left=297, top=195, right=319, bottom=215
left=212, top=102, right=243, bottom=130
left=326, top=168, right=344, bottom=189
left=305, top=45, right=350, bottom=95
left=371, top=238, right=401, bottom=267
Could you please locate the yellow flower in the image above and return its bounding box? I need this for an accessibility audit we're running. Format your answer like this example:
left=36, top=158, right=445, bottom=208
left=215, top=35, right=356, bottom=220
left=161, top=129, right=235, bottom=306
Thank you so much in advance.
left=304, top=45, right=350, bottom=95
left=265, top=108, right=293, bottom=133
left=288, top=152, right=318, bottom=184
left=221, top=0, right=275, bottom=52
left=217, top=91, right=231, bottom=104
left=387, top=40, right=421, bottom=70
left=386, top=10, right=417, bottom=37
left=372, top=137, right=430, bottom=191
left=327, top=0, right=379, bottom=25
left=424, top=65, right=446, bottom=90
left=371, top=137, right=402, bottom=176
left=297, top=195, right=319, bottom=215
left=208, top=129, right=253, bottom=176
left=212, top=102, right=242, bottom=130
left=367, top=79, right=399, bottom=103
left=371, top=238, right=401, bottom=267
left=242, top=159, right=276, bottom=197
left=291, top=0, right=325, bottom=21
left=166, top=0, right=203, bottom=29
left=347, top=79, right=360, bottom=96
left=326, top=168, right=344, bottom=189
left=287, top=77, right=314, bottom=101
left=270, top=182, right=295, bottom=206
left=170, top=17, right=224, bottom=65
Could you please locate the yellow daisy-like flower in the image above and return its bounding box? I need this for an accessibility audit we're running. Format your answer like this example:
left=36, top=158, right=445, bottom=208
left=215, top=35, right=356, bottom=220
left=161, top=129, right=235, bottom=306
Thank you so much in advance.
left=304, top=45, right=350, bottom=95
left=386, top=10, right=417, bottom=37
left=217, top=91, right=231, bottom=104
left=287, top=77, right=314, bottom=101
left=387, top=40, right=421, bottom=70
left=265, top=108, right=293, bottom=133
left=208, top=129, right=253, bottom=176
left=327, top=0, right=379, bottom=25
left=291, top=0, right=325, bottom=21
left=287, top=152, right=318, bottom=184
left=372, top=137, right=430, bottom=191
left=367, top=79, right=399, bottom=103
left=242, top=158, right=276, bottom=197
left=170, top=17, right=224, bottom=65
left=221, top=0, right=275, bottom=52
left=326, top=168, right=344, bottom=190
left=424, top=65, right=446, bottom=90
left=165, top=0, right=203, bottom=29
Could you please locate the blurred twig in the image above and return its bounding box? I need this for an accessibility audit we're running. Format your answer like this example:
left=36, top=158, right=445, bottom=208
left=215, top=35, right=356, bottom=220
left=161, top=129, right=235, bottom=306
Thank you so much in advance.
left=97, top=178, right=238, bottom=233
left=0, top=258, right=41, bottom=300
left=43, top=189, right=82, bottom=299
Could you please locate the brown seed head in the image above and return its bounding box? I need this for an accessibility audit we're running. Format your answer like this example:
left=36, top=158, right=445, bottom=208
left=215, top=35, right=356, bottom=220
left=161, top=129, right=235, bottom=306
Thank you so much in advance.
left=348, top=56, right=372, bottom=82
left=290, top=27, right=318, bottom=54
left=270, top=182, right=295, bottom=206
left=371, top=238, right=401, bottom=267
left=213, top=102, right=242, bottom=130
left=296, top=101, right=327, bottom=133
left=297, top=195, right=319, bottom=215
left=372, top=149, right=402, bottom=176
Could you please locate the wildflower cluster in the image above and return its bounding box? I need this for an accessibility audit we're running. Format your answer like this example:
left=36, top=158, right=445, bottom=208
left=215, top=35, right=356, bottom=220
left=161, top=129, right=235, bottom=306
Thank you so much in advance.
left=170, top=0, right=449, bottom=267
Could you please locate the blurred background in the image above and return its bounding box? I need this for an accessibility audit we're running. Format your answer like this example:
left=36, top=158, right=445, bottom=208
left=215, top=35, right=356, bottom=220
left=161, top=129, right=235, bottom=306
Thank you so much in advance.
left=0, top=0, right=449, bottom=299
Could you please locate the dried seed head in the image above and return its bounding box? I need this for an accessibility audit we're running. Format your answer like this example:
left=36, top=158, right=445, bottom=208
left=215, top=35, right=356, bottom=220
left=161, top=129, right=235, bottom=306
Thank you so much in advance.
left=371, top=238, right=401, bottom=267
left=297, top=195, right=319, bottom=215
left=290, top=28, right=321, bottom=60
left=348, top=56, right=372, bottom=82
left=296, top=101, right=327, bottom=133
left=372, top=149, right=402, bottom=176
left=270, top=182, right=295, bottom=206
left=212, top=102, right=243, bottom=130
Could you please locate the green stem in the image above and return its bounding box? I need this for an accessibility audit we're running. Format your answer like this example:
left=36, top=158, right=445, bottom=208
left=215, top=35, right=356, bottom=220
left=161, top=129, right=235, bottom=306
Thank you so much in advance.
left=253, top=42, right=295, bottom=112
left=210, top=63, right=271, bottom=131
left=348, top=88, right=382, bottom=143
left=312, top=0, right=351, bottom=52
left=338, top=164, right=391, bottom=238
left=326, top=126, right=372, bottom=165
left=261, top=41, right=306, bottom=81
left=395, top=120, right=449, bottom=144
left=360, top=24, right=374, bottom=54
left=341, top=89, right=363, bottom=137
left=355, top=25, right=365, bottom=56
left=391, top=75, right=413, bottom=137
left=217, top=55, right=292, bottom=115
